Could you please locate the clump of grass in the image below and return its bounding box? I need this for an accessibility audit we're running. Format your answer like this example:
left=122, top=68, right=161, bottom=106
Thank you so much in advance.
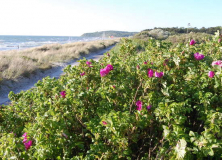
left=0, top=39, right=119, bottom=82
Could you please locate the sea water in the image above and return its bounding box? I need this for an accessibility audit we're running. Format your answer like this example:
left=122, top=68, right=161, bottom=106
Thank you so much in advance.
left=0, top=35, right=101, bottom=51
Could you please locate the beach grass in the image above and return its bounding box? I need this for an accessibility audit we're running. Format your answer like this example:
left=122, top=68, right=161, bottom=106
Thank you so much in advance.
left=0, top=39, right=119, bottom=82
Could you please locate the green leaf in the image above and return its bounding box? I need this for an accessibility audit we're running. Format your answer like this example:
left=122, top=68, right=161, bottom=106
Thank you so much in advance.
left=175, top=139, right=187, bottom=159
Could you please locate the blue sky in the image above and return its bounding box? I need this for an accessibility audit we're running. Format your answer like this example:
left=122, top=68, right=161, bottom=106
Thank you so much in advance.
left=0, top=0, right=221, bottom=36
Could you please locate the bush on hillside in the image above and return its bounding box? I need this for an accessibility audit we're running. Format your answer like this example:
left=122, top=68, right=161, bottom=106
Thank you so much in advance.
left=134, top=29, right=170, bottom=40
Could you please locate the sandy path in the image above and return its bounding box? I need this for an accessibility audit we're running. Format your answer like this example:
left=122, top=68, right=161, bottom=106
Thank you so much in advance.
left=0, top=45, right=114, bottom=105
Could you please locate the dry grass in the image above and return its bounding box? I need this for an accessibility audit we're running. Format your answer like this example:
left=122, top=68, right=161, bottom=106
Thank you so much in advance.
left=0, top=39, right=119, bottom=81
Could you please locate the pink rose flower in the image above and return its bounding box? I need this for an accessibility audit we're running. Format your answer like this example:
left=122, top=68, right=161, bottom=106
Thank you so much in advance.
left=190, top=39, right=195, bottom=45
left=60, top=91, right=66, bottom=98
left=102, top=121, right=107, bottom=125
left=137, top=65, right=140, bottom=69
left=105, top=64, right=113, bottom=72
left=22, top=132, right=27, bottom=138
left=86, top=61, right=91, bottom=66
left=147, top=105, right=152, bottom=110
left=194, top=52, right=204, bottom=60
left=100, top=68, right=109, bottom=77
left=148, top=69, right=154, bottom=77
left=155, top=71, right=164, bottom=78
left=136, top=100, right=142, bottom=111
left=80, top=72, right=85, bottom=76
left=100, top=64, right=113, bottom=77
left=24, top=140, right=32, bottom=151
left=212, top=60, right=222, bottom=66
left=208, top=71, right=215, bottom=78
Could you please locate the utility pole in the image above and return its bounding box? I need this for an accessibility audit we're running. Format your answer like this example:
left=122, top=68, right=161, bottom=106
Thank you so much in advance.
left=187, top=23, right=190, bottom=34
left=187, top=23, right=191, bottom=42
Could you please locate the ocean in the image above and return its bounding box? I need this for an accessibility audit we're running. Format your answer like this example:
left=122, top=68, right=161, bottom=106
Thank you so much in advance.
left=0, top=35, right=101, bottom=51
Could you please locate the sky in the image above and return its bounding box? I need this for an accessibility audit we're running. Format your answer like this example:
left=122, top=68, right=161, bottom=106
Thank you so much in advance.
left=0, top=0, right=221, bottom=36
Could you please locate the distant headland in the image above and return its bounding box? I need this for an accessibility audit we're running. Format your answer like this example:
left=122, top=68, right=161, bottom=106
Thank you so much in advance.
left=81, top=30, right=138, bottom=37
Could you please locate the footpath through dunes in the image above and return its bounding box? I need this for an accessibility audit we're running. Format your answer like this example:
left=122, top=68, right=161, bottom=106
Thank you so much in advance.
left=0, top=40, right=118, bottom=105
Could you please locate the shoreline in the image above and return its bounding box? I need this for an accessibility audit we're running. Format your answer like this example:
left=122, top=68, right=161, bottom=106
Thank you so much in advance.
left=0, top=45, right=115, bottom=105
left=0, top=35, right=105, bottom=51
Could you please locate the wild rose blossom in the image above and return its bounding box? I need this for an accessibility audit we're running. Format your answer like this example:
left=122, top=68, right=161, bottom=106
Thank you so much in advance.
left=218, top=39, right=221, bottom=43
left=194, top=52, right=204, bottom=60
left=102, top=121, right=107, bottom=125
left=137, top=65, right=140, bottom=69
left=86, top=61, right=91, bottom=66
left=190, top=39, right=195, bottom=45
left=105, top=64, right=113, bottom=71
left=86, top=61, right=93, bottom=67
left=60, top=91, right=66, bottom=98
left=148, top=69, right=154, bottom=77
left=136, top=100, right=142, bottom=111
left=212, top=60, right=222, bottom=66
left=208, top=71, right=215, bottom=78
left=147, top=105, right=152, bottom=110
left=22, top=133, right=32, bottom=151
left=155, top=71, right=164, bottom=78
left=100, top=64, right=113, bottom=77
left=80, top=72, right=85, bottom=76
left=23, top=137, right=27, bottom=144
left=22, top=132, right=27, bottom=138
left=24, top=141, right=32, bottom=151
left=100, top=68, right=109, bottom=77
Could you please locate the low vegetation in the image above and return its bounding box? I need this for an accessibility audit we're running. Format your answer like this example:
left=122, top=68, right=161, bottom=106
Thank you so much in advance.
left=0, top=31, right=222, bottom=159
left=164, top=32, right=212, bottom=46
left=134, top=29, right=170, bottom=40
left=0, top=39, right=118, bottom=82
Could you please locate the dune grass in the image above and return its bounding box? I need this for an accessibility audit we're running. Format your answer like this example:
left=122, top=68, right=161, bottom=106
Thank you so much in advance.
left=0, top=39, right=119, bottom=82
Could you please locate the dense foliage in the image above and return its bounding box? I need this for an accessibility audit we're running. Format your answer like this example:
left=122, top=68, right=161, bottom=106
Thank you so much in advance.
left=144, top=26, right=222, bottom=35
left=0, top=32, right=222, bottom=159
left=81, top=30, right=138, bottom=37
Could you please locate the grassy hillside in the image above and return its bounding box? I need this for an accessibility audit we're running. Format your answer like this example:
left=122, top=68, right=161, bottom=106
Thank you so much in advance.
left=81, top=30, right=138, bottom=37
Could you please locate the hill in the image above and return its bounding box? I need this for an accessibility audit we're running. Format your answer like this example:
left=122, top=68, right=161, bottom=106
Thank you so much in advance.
left=81, top=30, right=138, bottom=37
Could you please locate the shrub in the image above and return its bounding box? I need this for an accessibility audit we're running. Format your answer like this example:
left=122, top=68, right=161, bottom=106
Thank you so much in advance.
left=0, top=34, right=222, bottom=159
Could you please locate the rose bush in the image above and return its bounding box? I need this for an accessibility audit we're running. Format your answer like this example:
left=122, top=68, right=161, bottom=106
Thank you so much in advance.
left=0, top=33, right=222, bottom=159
